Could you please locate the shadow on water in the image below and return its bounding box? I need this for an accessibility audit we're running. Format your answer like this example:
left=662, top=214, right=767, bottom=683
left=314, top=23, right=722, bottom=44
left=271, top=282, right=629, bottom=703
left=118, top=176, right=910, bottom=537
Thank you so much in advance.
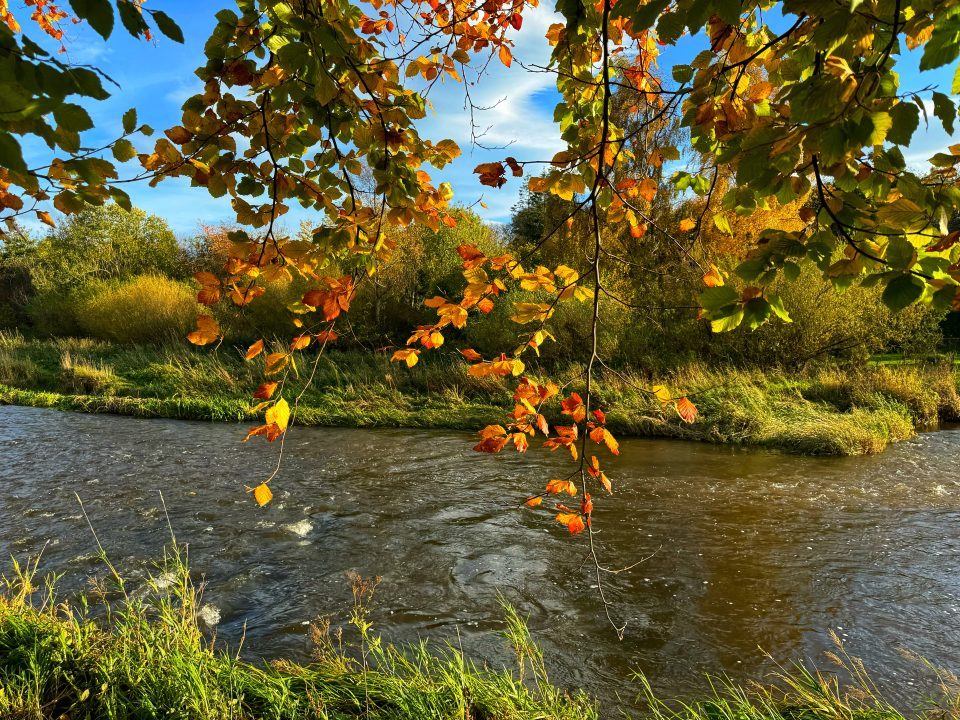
left=2, top=405, right=959, bottom=709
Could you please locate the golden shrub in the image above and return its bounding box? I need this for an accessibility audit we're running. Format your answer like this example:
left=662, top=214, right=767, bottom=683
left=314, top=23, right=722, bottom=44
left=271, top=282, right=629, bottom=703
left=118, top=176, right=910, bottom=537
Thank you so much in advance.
left=76, top=275, right=198, bottom=345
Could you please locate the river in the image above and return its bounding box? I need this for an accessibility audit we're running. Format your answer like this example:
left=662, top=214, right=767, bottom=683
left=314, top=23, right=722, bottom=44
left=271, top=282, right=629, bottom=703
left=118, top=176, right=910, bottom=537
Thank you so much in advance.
left=1, top=405, right=958, bottom=711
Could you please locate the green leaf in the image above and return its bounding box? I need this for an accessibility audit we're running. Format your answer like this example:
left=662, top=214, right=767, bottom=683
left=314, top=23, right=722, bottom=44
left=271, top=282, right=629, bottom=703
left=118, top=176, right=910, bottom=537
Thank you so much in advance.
left=713, top=214, right=732, bottom=236
left=149, top=10, right=184, bottom=43
left=0, top=132, right=27, bottom=174
left=672, top=64, right=693, bottom=84
left=700, top=285, right=739, bottom=312
left=919, top=17, right=960, bottom=70
left=932, top=92, right=956, bottom=135
left=953, top=63, right=960, bottom=95
left=881, top=274, right=924, bottom=311
left=122, top=108, right=137, bottom=135
left=884, top=236, right=917, bottom=269
left=68, top=0, right=114, bottom=39
left=767, top=293, right=792, bottom=322
left=932, top=284, right=959, bottom=311
left=53, top=104, right=93, bottom=133
left=710, top=309, right=744, bottom=332
left=112, top=138, right=137, bottom=162
left=117, top=0, right=147, bottom=37
left=887, top=102, right=919, bottom=146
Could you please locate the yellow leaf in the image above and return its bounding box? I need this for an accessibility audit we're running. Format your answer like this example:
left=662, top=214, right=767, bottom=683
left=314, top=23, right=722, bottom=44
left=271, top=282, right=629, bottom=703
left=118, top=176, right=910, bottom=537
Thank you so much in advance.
left=391, top=348, right=419, bottom=367
left=253, top=483, right=273, bottom=506
left=679, top=218, right=696, bottom=232
left=265, top=398, right=290, bottom=432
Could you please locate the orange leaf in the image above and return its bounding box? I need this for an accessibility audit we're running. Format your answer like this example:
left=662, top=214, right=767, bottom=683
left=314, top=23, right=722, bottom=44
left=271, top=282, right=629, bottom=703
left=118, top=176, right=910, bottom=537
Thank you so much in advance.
left=391, top=348, right=419, bottom=368
left=677, top=396, right=698, bottom=423
left=37, top=210, right=55, bottom=228
left=702, top=264, right=724, bottom=287
left=245, top=339, right=265, bottom=360
left=253, top=482, right=273, bottom=506
left=498, top=45, right=512, bottom=67
left=253, top=381, right=278, bottom=400
left=546, top=479, right=577, bottom=496
left=195, top=271, right=221, bottom=305
left=555, top=512, right=585, bottom=535
left=265, top=352, right=289, bottom=375
left=290, top=334, right=311, bottom=351
left=525, top=496, right=543, bottom=507
left=187, top=314, right=220, bottom=346
left=561, top=392, right=585, bottom=422
left=460, top=348, right=483, bottom=362
left=679, top=217, right=696, bottom=232
left=581, top=492, right=593, bottom=515
left=638, top=177, right=657, bottom=202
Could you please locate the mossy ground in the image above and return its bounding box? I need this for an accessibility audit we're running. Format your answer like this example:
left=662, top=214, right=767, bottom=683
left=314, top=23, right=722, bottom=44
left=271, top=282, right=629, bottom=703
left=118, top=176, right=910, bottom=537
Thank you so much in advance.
left=1, top=332, right=958, bottom=455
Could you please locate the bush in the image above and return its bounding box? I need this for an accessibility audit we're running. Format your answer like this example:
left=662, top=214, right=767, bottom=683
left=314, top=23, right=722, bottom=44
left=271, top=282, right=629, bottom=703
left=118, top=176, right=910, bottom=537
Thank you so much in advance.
left=76, top=275, right=198, bottom=345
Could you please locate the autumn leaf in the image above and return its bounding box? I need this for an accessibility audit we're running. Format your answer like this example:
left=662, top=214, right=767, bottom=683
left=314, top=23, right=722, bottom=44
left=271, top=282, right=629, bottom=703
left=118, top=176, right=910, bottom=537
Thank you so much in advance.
left=546, top=478, right=577, bottom=496
left=252, top=482, right=273, bottom=506
left=391, top=348, right=419, bottom=367
left=589, top=426, right=620, bottom=455
left=265, top=398, right=290, bottom=432
left=555, top=512, right=585, bottom=535
left=460, top=348, right=483, bottom=362
left=525, top=496, right=543, bottom=507
left=638, top=178, right=657, bottom=202
left=677, top=396, right=698, bottom=423
left=679, top=217, right=696, bottom=232
left=37, top=210, right=55, bottom=227
left=245, top=339, right=265, bottom=360
left=253, top=381, right=278, bottom=399
left=264, top=352, right=289, bottom=375
left=195, top=271, right=221, bottom=305
left=561, top=392, right=586, bottom=422
left=702, top=264, right=724, bottom=288
left=290, top=334, right=311, bottom=351
left=498, top=45, right=512, bottom=68
left=187, top=315, right=220, bottom=346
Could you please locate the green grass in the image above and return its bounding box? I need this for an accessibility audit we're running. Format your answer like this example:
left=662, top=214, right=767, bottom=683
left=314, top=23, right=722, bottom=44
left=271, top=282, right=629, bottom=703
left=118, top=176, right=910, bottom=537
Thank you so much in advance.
left=1, top=550, right=957, bottom=720
left=1, top=332, right=958, bottom=456
left=0, top=548, right=597, bottom=719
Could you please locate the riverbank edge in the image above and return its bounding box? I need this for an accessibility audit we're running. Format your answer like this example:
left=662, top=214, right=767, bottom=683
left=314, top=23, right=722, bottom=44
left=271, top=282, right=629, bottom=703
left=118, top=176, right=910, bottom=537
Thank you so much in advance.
left=2, top=336, right=959, bottom=455
left=2, top=552, right=956, bottom=720
left=1, top=374, right=955, bottom=457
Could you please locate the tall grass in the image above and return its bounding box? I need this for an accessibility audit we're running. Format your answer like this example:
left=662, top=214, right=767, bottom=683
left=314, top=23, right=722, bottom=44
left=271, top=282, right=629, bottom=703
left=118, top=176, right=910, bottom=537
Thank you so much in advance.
left=0, top=548, right=597, bottom=720
left=1, top=550, right=957, bottom=720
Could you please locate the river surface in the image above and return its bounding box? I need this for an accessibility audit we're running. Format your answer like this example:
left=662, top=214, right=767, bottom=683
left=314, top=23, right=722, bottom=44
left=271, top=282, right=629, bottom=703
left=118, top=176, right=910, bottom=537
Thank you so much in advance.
left=1, top=405, right=959, bottom=712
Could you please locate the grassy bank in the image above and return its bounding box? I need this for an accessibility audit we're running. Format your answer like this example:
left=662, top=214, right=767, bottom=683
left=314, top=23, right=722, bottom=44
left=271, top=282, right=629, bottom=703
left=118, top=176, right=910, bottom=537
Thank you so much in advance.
left=2, top=550, right=958, bottom=720
left=1, top=332, right=959, bottom=455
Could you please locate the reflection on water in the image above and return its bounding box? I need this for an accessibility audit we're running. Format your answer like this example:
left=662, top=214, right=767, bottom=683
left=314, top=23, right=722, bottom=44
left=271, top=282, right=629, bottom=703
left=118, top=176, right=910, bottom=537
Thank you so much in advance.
left=1, top=406, right=959, bottom=710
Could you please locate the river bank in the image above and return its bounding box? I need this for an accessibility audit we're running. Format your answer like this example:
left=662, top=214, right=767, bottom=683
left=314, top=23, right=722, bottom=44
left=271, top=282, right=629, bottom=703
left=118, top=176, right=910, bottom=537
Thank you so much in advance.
left=1, top=333, right=958, bottom=455
left=2, top=549, right=957, bottom=720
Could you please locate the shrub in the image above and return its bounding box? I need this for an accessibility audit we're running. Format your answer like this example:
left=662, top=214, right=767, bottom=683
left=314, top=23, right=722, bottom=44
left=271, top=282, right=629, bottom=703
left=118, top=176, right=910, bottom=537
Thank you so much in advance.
left=76, top=275, right=198, bottom=345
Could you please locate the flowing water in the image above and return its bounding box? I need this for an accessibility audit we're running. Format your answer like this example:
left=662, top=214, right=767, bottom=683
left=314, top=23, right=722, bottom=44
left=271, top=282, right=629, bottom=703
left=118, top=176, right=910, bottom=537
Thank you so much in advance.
left=2, top=405, right=959, bottom=711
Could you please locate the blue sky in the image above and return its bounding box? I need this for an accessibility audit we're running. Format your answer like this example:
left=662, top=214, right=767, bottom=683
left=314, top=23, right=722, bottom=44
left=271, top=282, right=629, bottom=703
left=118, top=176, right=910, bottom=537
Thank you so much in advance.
left=14, top=1, right=960, bottom=236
